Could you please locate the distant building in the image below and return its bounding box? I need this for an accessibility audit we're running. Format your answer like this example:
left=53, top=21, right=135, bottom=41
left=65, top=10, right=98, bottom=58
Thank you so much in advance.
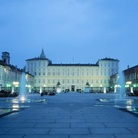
left=124, top=65, right=138, bottom=95
left=26, top=49, right=119, bottom=92
left=0, top=52, right=34, bottom=92
left=109, top=73, right=118, bottom=92
left=109, top=65, right=138, bottom=95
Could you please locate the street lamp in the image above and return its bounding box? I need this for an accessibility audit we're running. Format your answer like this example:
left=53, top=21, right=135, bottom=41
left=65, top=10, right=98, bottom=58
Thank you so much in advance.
left=56, top=81, right=61, bottom=93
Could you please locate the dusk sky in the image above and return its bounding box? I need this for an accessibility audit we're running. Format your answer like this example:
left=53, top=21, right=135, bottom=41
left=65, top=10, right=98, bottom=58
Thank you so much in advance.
left=0, top=0, right=138, bottom=70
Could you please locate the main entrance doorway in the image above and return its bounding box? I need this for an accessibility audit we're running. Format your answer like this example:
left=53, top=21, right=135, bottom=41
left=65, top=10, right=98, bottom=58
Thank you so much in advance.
left=71, top=85, right=75, bottom=91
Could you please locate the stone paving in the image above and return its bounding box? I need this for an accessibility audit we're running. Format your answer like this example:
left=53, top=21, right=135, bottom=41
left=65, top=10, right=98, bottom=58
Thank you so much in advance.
left=0, top=92, right=138, bottom=138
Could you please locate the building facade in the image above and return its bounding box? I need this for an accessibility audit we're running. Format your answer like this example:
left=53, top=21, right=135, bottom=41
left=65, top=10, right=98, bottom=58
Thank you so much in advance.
left=124, top=65, right=138, bottom=95
left=109, top=65, right=138, bottom=95
left=0, top=52, right=34, bottom=92
left=26, top=49, right=119, bottom=92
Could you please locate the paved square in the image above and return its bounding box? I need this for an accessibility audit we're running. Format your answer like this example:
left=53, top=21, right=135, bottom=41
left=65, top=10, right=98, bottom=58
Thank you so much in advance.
left=0, top=92, right=138, bottom=138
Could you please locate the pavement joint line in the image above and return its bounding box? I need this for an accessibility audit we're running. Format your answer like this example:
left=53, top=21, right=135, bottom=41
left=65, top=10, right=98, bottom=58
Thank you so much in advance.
left=113, top=134, right=117, bottom=138
left=88, top=128, right=92, bottom=135
left=102, top=122, right=107, bottom=127
left=127, top=127, right=135, bottom=134
left=33, top=122, right=38, bottom=128
left=22, top=134, right=26, bottom=138
left=47, top=128, right=52, bottom=135
left=4, top=128, right=14, bottom=135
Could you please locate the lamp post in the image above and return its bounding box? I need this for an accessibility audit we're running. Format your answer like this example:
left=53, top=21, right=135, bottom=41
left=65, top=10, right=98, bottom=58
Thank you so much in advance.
left=56, top=81, right=61, bottom=93
left=85, top=82, right=90, bottom=93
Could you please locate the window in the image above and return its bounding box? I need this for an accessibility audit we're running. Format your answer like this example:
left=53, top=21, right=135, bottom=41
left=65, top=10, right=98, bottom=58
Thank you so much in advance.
left=43, top=62, right=45, bottom=66
left=43, top=79, right=45, bottom=83
left=87, top=72, right=88, bottom=76
left=72, top=72, right=74, bottom=76
left=48, top=72, right=50, bottom=75
left=39, top=79, right=41, bottom=83
left=53, top=80, right=55, bottom=83
left=39, top=62, right=41, bottom=66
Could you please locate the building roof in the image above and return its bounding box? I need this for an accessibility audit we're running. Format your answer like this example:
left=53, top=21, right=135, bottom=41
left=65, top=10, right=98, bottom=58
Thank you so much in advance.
left=40, top=48, right=46, bottom=59
left=26, top=49, right=119, bottom=68
left=26, top=57, right=52, bottom=64
left=0, top=60, right=6, bottom=66
left=124, top=65, right=138, bottom=74
left=26, top=48, right=52, bottom=63
left=0, top=59, right=33, bottom=76
left=2, top=51, right=10, bottom=54
left=100, top=57, right=119, bottom=61
left=26, top=57, right=49, bottom=61
left=49, top=63, right=98, bottom=67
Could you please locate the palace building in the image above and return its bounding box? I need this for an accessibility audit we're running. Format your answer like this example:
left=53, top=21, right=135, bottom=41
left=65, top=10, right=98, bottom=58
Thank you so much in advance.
left=26, top=49, right=119, bottom=92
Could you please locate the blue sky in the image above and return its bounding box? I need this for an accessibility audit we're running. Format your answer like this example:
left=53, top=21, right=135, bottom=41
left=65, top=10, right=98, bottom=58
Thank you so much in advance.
left=0, top=0, right=138, bottom=70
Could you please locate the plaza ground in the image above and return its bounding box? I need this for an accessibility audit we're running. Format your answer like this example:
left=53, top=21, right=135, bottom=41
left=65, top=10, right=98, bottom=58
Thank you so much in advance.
left=0, top=92, right=138, bottom=138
